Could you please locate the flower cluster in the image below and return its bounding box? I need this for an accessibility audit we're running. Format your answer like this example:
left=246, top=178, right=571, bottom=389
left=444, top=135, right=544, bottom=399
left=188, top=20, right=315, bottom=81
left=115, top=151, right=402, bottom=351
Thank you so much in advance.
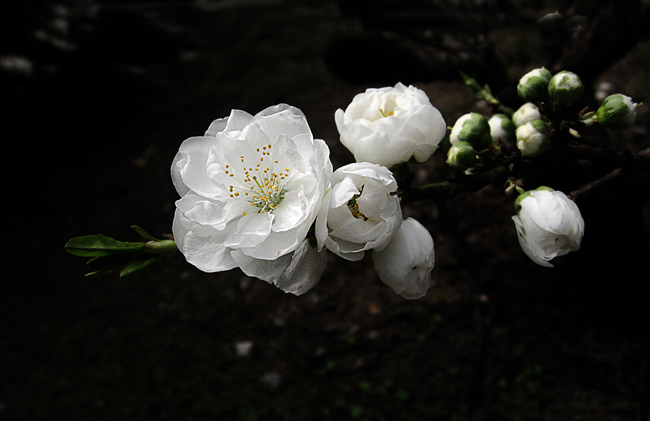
left=167, top=69, right=638, bottom=298
left=449, top=66, right=638, bottom=267
left=171, top=84, right=441, bottom=298
left=68, top=63, right=641, bottom=298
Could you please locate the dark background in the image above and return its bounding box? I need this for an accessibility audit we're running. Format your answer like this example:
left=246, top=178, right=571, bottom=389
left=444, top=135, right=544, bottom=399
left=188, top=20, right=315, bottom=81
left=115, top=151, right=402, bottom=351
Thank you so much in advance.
left=2, top=0, right=650, bottom=419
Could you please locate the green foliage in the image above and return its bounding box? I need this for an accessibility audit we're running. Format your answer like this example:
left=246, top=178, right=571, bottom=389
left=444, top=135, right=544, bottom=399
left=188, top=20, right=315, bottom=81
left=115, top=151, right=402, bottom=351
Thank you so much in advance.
left=65, top=226, right=177, bottom=278
left=65, top=235, right=144, bottom=256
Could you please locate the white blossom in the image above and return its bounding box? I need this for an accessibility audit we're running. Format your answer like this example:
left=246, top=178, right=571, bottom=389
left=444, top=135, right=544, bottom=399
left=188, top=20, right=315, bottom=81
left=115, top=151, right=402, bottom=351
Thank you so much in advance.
left=334, top=82, right=446, bottom=168
left=316, top=162, right=402, bottom=261
left=171, top=104, right=332, bottom=295
left=512, top=188, right=585, bottom=267
left=372, top=218, right=435, bottom=299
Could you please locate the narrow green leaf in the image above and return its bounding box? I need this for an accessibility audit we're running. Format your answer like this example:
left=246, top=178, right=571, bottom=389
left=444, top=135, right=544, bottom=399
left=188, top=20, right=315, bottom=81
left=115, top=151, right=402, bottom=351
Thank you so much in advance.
left=131, top=225, right=161, bottom=242
left=85, top=266, right=120, bottom=277
left=119, top=256, right=164, bottom=277
left=65, top=235, right=144, bottom=257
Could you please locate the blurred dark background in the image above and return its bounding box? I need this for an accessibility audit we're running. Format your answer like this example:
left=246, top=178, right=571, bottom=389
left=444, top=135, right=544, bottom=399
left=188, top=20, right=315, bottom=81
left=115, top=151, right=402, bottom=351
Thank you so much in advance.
left=2, top=0, right=650, bottom=419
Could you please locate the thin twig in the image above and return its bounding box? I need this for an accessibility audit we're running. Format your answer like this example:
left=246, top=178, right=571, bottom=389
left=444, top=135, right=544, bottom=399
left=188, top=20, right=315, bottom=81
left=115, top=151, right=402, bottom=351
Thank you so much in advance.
left=567, top=167, right=623, bottom=203
left=401, top=165, right=509, bottom=205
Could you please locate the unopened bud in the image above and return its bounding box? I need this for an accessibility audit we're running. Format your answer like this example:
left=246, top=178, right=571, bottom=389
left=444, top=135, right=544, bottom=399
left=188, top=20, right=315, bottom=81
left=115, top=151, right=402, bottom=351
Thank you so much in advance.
left=449, top=112, right=493, bottom=151
left=446, top=140, right=477, bottom=171
left=515, top=119, right=551, bottom=157
left=548, top=71, right=584, bottom=106
left=488, top=113, right=516, bottom=147
left=595, top=94, right=637, bottom=131
left=512, top=102, right=543, bottom=127
left=517, top=67, right=553, bottom=103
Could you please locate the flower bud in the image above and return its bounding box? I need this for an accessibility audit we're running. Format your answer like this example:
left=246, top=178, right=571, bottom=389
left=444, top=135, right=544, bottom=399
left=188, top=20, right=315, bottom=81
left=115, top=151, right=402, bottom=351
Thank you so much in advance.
left=515, top=119, right=551, bottom=157
left=512, top=102, right=543, bottom=127
left=512, top=187, right=584, bottom=267
left=548, top=70, right=584, bottom=106
left=595, top=94, right=637, bottom=131
left=446, top=141, right=477, bottom=171
left=372, top=217, right=434, bottom=299
left=488, top=113, right=516, bottom=146
left=449, top=112, right=493, bottom=151
left=517, top=67, right=553, bottom=103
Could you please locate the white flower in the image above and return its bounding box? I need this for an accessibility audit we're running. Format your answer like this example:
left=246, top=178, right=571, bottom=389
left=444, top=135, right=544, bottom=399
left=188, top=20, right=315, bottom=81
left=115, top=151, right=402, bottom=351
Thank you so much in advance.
left=171, top=104, right=332, bottom=295
left=372, top=218, right=435, bottom=299
left=512, top=102, right=542, bottom=127
left=512, top=187, right=585, bottom=268
left=316, top=162, right=402, bottom=261
left=334, top=82, right=446, bottom=168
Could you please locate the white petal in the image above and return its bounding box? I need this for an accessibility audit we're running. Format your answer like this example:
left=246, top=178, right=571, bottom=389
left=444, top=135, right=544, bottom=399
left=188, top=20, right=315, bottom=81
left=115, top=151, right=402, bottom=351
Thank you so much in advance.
left=204, top=116, right=229, bottom=136
left=272, top=239, right=327, bottom=295
left=273, top=186, right=310, bottom=232
left=172, top=136, right=222, bottom=198
left=223, top=212, right=273, bottom=249
left=239, top=223, right=308, bottom=260
left=181, top=231, right=238, bottom=272
left=512, top=215, right=554, bottom=267
left=224, top=109, right=255, bottom=132
left=231, top=249, right=293, bottom=282
left=232, top=240, right=327, bottom=296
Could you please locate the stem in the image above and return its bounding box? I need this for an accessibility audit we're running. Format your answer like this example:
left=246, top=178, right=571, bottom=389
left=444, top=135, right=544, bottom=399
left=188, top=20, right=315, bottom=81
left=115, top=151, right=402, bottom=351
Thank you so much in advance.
left=144, top=239, right=177, bottom=255
left=401, top=165, right=509, bottom=205
left=460, top=71, right=514, bottom=117
left=567, top=168, right=623, bottom=203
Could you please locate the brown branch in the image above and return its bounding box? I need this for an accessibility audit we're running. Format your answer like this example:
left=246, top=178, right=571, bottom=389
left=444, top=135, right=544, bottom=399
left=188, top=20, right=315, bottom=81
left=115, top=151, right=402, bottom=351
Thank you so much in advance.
left=567, top=167, right=623, bottom=202
left=401, top=165, right=509, bottom=205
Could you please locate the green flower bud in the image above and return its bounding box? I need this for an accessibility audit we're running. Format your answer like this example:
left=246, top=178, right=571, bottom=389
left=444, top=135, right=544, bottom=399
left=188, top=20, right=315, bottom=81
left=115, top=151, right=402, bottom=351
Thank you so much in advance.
left=449, top=112, right=493, bottom=151
left=515, top=119, right=551, bottom=157
left=595, top=94, right=637, bottom=131
left=517, top=67, right=553, bottom=103
left=488, top=113, right=516, bottom=146
left=548, top=71, right=584, bottom=106
left=446, top=140, right=477, bottom=171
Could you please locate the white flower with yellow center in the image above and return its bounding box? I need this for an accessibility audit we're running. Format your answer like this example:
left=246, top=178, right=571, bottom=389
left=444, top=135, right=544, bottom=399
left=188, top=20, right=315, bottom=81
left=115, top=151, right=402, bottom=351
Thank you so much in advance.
left=171, top=104, right=332, bottom=295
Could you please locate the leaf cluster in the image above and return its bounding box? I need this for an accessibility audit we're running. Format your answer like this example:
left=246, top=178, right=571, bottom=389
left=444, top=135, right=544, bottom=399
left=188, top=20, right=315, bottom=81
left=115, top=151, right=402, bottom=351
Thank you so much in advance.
left=64, top=226, right=177, bottom=278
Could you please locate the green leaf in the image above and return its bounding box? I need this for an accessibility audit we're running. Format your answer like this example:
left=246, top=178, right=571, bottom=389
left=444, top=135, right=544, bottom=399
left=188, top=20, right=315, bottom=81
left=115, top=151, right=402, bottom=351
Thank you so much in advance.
left=85, top=267, right=120, bottom=277
left=65, top=235, right=144, bottom=257
left=131, top=225, right=161, bottom=242
left=119, top=256, right=164, bottom=277
left=84, top=255, right=127, bottom=276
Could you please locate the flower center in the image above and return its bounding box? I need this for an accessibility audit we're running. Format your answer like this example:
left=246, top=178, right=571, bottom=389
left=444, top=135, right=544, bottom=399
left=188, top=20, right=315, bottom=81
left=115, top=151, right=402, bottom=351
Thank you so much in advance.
left=223, top=143, right=290, bottom=215
left=379, top=108, right=395, bottom=118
